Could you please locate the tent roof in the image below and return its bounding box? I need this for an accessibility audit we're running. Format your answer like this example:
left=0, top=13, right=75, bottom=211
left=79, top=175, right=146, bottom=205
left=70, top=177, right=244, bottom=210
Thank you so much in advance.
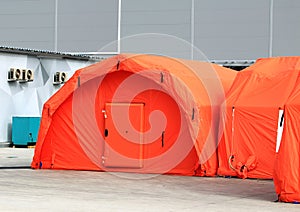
left=241, top=56, right=300, bottom=76
left=45, top=53, right=237, bottom=116
left=226, top=56, right=300, bottom=108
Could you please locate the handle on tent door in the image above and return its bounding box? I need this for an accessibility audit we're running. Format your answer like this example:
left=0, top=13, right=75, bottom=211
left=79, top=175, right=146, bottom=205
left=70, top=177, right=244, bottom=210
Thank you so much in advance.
left=161, top=131, right=165, bottom=147
left=104, top=129, right=108, bottom=137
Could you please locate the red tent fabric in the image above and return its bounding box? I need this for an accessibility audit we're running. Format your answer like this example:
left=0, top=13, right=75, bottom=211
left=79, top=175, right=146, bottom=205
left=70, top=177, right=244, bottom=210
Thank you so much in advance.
left=31, top=54, right=237, bottom=176
left=274, top=58, right=300, bottom=202
left=218, top=57, right=300, bottom=179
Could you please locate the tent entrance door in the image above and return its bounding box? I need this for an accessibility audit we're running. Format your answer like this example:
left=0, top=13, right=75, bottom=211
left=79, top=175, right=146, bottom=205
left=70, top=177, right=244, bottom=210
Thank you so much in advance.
left=102, top=102, right=144, bottom=169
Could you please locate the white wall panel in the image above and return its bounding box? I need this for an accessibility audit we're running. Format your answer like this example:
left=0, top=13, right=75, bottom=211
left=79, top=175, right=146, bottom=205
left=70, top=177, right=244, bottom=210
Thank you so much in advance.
left=0, top=52, right=96, bottom=143
left=0, top=90, right=13, bottom=141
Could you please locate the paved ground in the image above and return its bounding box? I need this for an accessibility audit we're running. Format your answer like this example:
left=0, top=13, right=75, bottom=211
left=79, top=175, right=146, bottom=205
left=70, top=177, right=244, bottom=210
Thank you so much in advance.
left=0, top=148, right=299, bottom=211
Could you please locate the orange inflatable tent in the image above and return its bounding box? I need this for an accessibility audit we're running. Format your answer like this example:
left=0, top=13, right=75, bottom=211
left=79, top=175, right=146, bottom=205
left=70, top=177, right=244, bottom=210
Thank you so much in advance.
left=274, top=57, right=300, bottom=203
left=218, top=57, right=300, bottom=179
left=31, top=54, right=237, bottom=176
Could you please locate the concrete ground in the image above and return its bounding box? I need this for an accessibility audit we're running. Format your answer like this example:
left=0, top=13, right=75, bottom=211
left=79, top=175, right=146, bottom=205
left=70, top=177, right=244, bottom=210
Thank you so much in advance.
left=0, top=148, right=299, bottom=211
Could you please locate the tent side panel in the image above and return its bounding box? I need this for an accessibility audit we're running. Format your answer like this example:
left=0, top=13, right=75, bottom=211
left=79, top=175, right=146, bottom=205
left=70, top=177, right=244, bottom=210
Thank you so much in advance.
left=47, top=94, right=100, bottom=170
left=217, top=72, right=253, bottom=178
left=32, top=71, right=83, bottom=168
left=31, top=105, right=52, bottom=168
left=217, top=106, right=236, bottom=177
left=218, top=57, right=300, bottom=179
left=274, top=105, right=300, bottom=202
left=219, top=107, right=277, bottom=179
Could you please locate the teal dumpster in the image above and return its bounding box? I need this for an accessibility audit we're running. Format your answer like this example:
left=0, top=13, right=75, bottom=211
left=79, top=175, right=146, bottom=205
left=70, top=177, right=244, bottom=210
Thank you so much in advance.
left=12, top=116, right=41, bottom=146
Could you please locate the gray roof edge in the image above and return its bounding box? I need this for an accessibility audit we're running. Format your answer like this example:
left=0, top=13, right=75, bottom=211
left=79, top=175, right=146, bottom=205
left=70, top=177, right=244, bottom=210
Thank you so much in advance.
left=0, top=46, right=106, bottom=61
left=210, top=59, right=256, bottom=66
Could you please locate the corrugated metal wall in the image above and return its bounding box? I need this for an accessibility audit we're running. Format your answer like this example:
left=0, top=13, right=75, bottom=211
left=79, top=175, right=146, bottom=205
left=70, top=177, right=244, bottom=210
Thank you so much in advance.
left=0, top=0, right=299, bottom=59
left=121, top=0, right=192, bottom=58
left=57, top=0, right=118, bottom=52
left=193, top=0, right=270, bottom=60
left=0, top=0, right=118, bottom=53
left=273, top=0, right=300, bottom=56
left=0, top=0, right=55, bottom=50
left=0, top=0, right=299, bottom=143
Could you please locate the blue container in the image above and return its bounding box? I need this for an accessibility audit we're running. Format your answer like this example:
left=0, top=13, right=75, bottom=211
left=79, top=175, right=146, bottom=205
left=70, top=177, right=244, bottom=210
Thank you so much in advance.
left=12, top=117, right=41, bottom=146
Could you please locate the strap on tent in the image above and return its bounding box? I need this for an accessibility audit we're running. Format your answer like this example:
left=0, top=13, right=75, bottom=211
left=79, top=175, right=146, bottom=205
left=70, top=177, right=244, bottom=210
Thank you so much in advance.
left=191, top=108, right=195, bottom=120
left=116, top=60, right=120, bottom=70
left=160, top=72, right=164, bottom=83
left=77, top=76, right=80, bottom=87
left=161, top=131, right=165, bottom=147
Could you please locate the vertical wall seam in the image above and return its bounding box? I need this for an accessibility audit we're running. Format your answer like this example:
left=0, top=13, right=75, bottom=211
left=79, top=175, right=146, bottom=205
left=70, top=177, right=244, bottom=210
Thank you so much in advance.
left=190, top=0, right=195, bottom=60
left=269, top=0, right=274, bottom=57
left=117, top=0, right=122, bottom=53
left=54, top=0, right=58, bottom=52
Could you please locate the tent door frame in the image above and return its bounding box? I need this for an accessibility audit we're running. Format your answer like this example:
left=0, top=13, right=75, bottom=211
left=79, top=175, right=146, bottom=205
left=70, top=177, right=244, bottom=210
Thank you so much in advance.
left=102, top=102, right=144, bottom=169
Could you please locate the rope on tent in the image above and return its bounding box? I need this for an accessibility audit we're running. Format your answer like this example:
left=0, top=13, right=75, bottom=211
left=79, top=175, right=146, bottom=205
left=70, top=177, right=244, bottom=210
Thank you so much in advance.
left=228, top=155, right=237, bottom=172
left=229, top=154, right=257, bottom=179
